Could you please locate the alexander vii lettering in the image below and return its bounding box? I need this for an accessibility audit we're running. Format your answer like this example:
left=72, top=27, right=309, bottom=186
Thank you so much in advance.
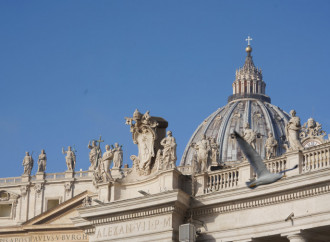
left=94, top=216, right=172, bottom=241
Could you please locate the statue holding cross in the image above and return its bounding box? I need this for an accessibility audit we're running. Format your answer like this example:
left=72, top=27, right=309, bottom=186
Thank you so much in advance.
left=88, top=136, right=104, bottom=171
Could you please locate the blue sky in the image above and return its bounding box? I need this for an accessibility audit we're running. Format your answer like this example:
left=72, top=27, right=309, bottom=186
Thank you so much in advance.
left=0, top=1, right=330, bottom=178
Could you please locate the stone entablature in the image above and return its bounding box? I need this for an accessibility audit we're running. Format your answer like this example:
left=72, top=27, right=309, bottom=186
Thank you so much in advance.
left=75, top=189, right=190, bottom=242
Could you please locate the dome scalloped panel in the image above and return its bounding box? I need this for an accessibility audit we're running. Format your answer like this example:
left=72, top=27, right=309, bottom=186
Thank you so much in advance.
left=180, top=99, right=290, bottom=166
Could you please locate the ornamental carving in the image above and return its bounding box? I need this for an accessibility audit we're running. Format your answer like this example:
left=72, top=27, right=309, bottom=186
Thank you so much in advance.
left=34, top=183, right=44, bottom=194
left=126, top=110, right=159, bottom=176
left=82, top=196, right=92, bottom=207
left=64, top=181, right=73, bottom=193
left=300, top=117, right=326, bottom=139
left=0, top=191, right=10, bottom=201
left=20, top=185, right=30, bottom=196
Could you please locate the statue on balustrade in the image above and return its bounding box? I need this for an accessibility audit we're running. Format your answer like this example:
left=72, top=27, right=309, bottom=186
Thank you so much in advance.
left=265, top=132, right=277, bottom=160
left=37, top=149, right=47, bottom=172
left=243, top=122, right=256, bottom=149
left=112, top=143, right=123, bottom=169
left=62, top=146, right=76, bottom=171
left=157, top=131, right=177, bottom=170
left=285, top=110, right=303, bottom=151
left=88, top=137, right=103, bottom=171
left=210, top=138, right=219, bottom=168
left=22, top=151, right=34, bottom=176
left=100, top=144, right=113, bottom=182
left=191, top=134, right=210, bottom=173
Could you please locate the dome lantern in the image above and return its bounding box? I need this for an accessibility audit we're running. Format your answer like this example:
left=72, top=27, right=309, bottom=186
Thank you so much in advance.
left=229, top=37, right=270, bottom=103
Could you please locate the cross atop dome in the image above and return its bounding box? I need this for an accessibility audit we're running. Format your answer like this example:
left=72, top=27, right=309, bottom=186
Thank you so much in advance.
left=245, top=36, right=253, bottom=46
left=245, top=36, right=253, bottom=55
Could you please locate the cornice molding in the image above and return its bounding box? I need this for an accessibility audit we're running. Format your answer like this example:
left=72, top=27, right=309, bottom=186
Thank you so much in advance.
left=190, top=180, right=330, bottom=217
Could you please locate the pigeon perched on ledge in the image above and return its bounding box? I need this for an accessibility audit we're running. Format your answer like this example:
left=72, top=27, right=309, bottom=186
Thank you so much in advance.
left=234, top=131, right=298, bottom=189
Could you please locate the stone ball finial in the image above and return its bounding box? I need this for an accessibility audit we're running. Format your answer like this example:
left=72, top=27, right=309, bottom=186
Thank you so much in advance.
left=246, top=45, right=252, bottom=53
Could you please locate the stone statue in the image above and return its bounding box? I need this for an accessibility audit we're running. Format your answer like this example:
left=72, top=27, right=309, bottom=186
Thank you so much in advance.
left=191, top=134, right=210, bottom=173
left=88, top=137, right=103, bottom=171
left=210, top=138, right=219, bottom=168
left=155, top=149, right=164, bottom=171
left=285, top=110, right=303, bottom=151
left=112, top=143, right=123, bottom=169
left=160, top=131, right=177, bottom=169
left=22, top=152, right=34, bottom=176
left=101, top=144, right=113, bottom=182
left=62, top=146, right=76, bottom=171
left=243, top=122, right=256, bottom=149
left=37, top=149, right=47, bottom=172
left=265, top=132, right=277, bottom=160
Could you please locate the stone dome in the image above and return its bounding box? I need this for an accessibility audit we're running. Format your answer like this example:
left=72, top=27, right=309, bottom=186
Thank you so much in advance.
left=180, top=45, right=290, bottom=166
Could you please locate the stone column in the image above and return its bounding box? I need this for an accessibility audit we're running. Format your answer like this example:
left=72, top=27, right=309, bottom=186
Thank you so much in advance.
left=33, top=182, right=45, bottom=217
left=257, top=81, right=261, bottom=94
left=19, top=184, right=30, bottom=222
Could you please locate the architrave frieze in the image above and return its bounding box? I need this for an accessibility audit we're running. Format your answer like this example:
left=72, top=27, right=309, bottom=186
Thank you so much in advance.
left=74, top=190, right=190, bottom=235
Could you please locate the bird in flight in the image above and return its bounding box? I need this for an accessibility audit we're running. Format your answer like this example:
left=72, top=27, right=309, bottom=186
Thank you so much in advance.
left=234, top=131, right=298, bottom=189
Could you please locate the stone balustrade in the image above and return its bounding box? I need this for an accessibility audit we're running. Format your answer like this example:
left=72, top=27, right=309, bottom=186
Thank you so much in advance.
left=0, top=177, right=22, bottom=184
left=302, top=143, right=330, bottom=173
left=195, top=142, right=330, bottom=195
left=205, top=167, right=239, bottom=193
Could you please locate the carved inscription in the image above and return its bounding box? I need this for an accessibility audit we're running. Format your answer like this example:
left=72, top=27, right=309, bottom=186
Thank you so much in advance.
left=93, top=215, right=172, bottom=241
left=0, top=233, right=88, bottom=242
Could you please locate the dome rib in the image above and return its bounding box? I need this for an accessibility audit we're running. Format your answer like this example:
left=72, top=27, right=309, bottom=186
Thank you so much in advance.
left=216, top=102, right=239, bottom=162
